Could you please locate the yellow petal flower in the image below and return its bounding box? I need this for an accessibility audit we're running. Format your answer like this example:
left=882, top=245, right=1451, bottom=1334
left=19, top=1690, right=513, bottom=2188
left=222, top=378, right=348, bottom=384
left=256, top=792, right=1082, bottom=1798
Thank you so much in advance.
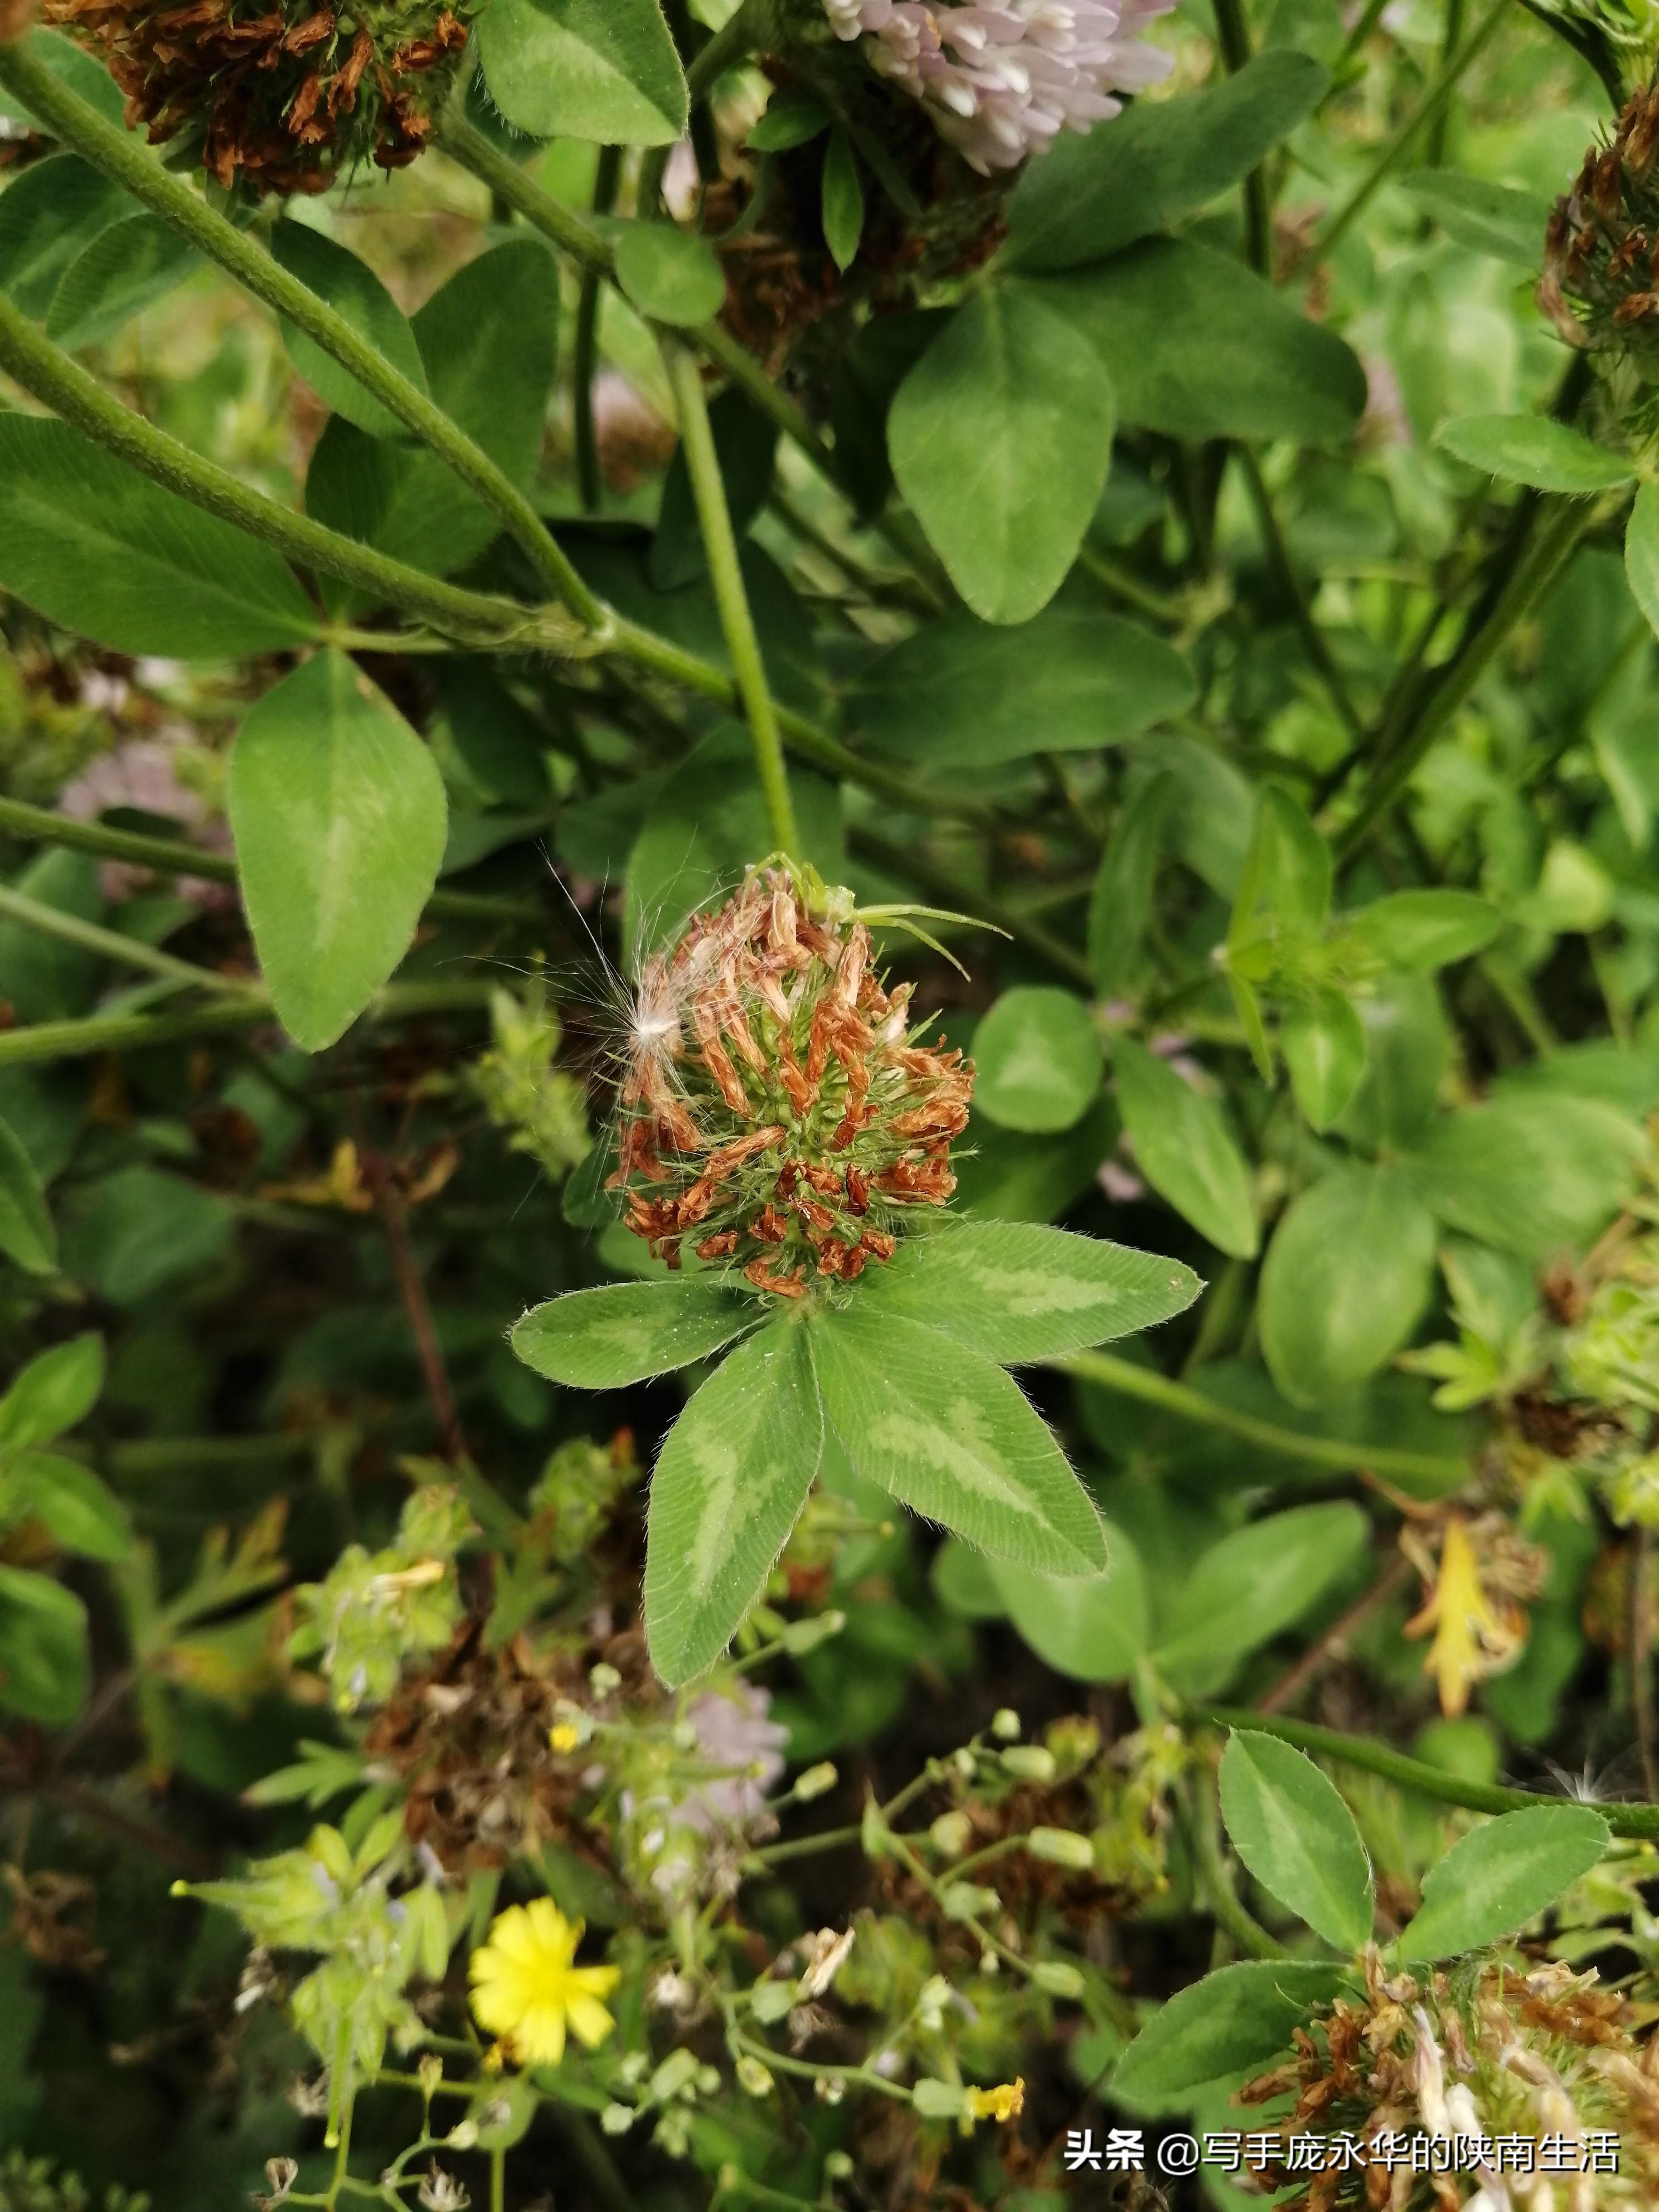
left=468, top=1900, right=619, bottom=2069
left=1404, top=1516, right=1522, bottom=1719
left=965, top=2078, right=1025, bottom=2123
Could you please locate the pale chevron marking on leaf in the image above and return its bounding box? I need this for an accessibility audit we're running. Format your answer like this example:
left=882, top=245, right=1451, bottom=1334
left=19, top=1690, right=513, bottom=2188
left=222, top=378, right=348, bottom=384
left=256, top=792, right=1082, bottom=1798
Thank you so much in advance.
left=865, top=1399, right=1046, bottom=1524
left=957, top=1259, right=1122, bottom=1320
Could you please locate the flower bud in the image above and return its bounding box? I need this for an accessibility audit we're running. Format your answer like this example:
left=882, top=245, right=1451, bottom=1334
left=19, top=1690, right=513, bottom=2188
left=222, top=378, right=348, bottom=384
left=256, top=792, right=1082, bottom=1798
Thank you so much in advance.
left=1031, top=1959, right=1086, bottom=1998
left=600, top=2103, right=636, bottom=2135
left=991, top=1707, right=1021, bottom=1740
left=929, top=1810, right=973, bottom=1857
left=939, top=1880, right=1001, bottom=1921
left=780, top=1609, right=845, bottom=1654
left=794, top=1759, right=838, bottom=1801
left=615, top=866, right=973, bottom=1293
left=736, top=2055, right=775, bottom=2097
left=1000, top=1745, right=1056, bottom=1784
left=1025, top=1826, right=1095, bottom=1870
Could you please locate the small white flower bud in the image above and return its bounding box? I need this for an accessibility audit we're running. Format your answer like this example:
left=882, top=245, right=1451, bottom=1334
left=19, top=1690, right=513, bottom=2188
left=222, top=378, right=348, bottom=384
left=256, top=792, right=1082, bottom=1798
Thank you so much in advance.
left=1026, top=1826, right=1095, bottom=1869
left=929, top=1810, right=972, bottom=1857
left=1001, top=1745, right=1056, bottom=1783
left=794, top=1760, right=838, bottom=1801
left=991, top=1708, right=1021, bottom=1739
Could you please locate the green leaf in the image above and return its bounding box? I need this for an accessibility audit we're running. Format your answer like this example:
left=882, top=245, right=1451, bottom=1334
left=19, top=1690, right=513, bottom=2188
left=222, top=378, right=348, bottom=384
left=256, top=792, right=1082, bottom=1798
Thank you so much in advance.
left=307, top=239, right=559, bottom=589
left=478, top=0, right=688, bottom=144
left=0, top=1566, right=89, bottom=1725
left=1433, top=414, right=1635, bottom=494
left=1034, top=240, right=1366, bottom=444
left=1340, top=972, right=1447, bottom=1152
left=0, top=1114, right=55, bottom=1277
left=930, top=1536, right=1006, bottom=1619
left=652, top=387, right=777, bottom=589
left=644, top=1319, right=823, bottom=1685
left=0, top=1333, right=103, bottom=1452
left=1236, top=785, right=1331, bottom=934
left=59, top=1168, right=230, bottom=1304
left=228, top=652, right=448, bottom=1052
left=972, top=987, right=1104, bottom=1133
left=1282, top=996, right=1367, bottom=1132
left=1260, top=1164, right=1437, bottom=1405
left=1396, top=1806, right=1610, bottom=1961
left=1112, top=1036, right=1259, bottom=1259
left=991, top=1523, right=1149, bottom=1681
left=849, top=606, right=1194, bottom=768
left=821, top=130, right=865, bottom=274
left=1405, top=1094, right=1645, bottom=1260
left=1152, top=1503, right=1368, bottom=1690
left=46, top=211, right=199, bottom=352
left=1006, top=49, right=1327, bottom=272
left=0, top=416, right=318, bottom=659
left=1218, top=1731, right=1372, bottom=1952
left=1626, top=481, right=1659, bottom=643
left=614, top=222, right=726, bottom=327
left=0, top=153, right=127, bottom=319
left=1344, top=889, right=1501, bottom=971
left=511, top=1279, right=758, bottom=1388
left=1112, top=1960, right=1347, bottom=2114
left=854, top=1221, right=1200, bottom=1365
left=7, top=1452, right=130, bottom=1562
left=271, top=221, right=429, bottom=437
left=1087, top=771, right=1173, bottom=998
left=810, top=1306, right=1107, bottom=1576
left=889, top=283, right=1115, bottom=625
left=747, top=93, right=831, bottom=152
left=1396, top=169, right=1553, bottom=265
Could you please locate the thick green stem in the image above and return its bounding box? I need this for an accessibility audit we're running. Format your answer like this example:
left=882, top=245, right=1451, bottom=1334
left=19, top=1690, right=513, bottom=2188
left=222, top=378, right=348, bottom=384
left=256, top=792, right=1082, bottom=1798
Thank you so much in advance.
left=1211, top=0, right=1271, bottom=274
left=1312, top=0, right=1511, bottom=261
left=1197, top=1705, right=1659, bottom=1840
left=1051, top=1348, right=1470, bottom=1486
left=0, top=40, right=604, bottom=629
left=0, top=291, right=544, bottom=652
left=0, top=794, right=540, bottom=926
left=575, top=145, right=623, bottom=513
left=663, top=338, right=800, bottom=855
left=1335, top=493, right=1595, bottom=858
left=0, top=979, right=491, bottom=1069
left=0, top=881, right=258, bottom=996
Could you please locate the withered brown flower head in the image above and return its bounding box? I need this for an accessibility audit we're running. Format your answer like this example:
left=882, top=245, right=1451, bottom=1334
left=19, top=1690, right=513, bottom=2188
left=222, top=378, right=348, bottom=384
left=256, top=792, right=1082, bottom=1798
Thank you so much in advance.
left=612, top=865, right=973, bottom=1298
left=1540, top=79, right=1659, bottom=358
left=44, top=0, right=472, bottom=193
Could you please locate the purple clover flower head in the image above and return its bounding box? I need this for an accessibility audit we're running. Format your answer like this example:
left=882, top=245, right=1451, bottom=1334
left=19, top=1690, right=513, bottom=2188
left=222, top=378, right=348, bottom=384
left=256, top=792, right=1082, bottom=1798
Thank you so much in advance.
left=823, top=0, right=1175, bottom=174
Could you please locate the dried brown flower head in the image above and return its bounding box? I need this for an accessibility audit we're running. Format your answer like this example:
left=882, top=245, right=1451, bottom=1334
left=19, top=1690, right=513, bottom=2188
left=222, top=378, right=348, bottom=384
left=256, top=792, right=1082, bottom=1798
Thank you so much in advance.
left=1541, top=79, right=1659, bottom=358
left=1243, top=1947, right=1659, bottom=2209
left=362, top=1616, right=655, bottom=1874
left=612, top=865, right=973, bottom=1297
left=44, top=0, right=472, bottom=192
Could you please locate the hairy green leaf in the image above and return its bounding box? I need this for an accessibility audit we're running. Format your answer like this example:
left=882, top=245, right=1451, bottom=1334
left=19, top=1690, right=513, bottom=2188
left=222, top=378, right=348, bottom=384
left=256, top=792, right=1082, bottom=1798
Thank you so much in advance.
left=1112, top=1036, right=1259, bottom=1259
left=1259, top=1164, right=1437, bottom=1405
left=511, top=1279, right=758, bottom=1389
left=1219, top=1731, right=1372, bottom=1952
left=479, top=0, right=687, bottom=144
left=1397, top=1806, right=1609, bottom=1961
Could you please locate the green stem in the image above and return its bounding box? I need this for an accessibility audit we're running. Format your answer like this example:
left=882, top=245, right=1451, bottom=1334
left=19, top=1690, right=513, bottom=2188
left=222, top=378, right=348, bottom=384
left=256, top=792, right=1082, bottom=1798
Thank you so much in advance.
left=575, top=146, right=623, bottom=513
left=489, top=2149, right=505, bottom=2212
left=0, top=291, right=540, bottom=651
left=1183, top=1774, right=1290, bottom=1959
left=1050, top=1348, right=1470, bottom=1486
left=1238, top=447, right=1365, bottom=741
left=0, top=978, right=491, bottom=1069
left=0, top=881, right=258, bottom=996
left=1335, top=493, right=1595, bottom=858
left=686, top=0, right=770, bottom=101
left=1423, top=0, right=1467, bottom=169
left=0, top=40, right=604, bottom=629
left=431, top=102, right=946, bottom=604
left=0, top=794, right=541, bottom=926
left=663, top=338, right=799, bottom=853
left=1196, top=1705, right=1659, bottom=1840
left=1311, top=0, right=1511, bottom=260
left=1325, top=0, right=1393, bottom=90
left=1210, top=0, right=1271, bottom=273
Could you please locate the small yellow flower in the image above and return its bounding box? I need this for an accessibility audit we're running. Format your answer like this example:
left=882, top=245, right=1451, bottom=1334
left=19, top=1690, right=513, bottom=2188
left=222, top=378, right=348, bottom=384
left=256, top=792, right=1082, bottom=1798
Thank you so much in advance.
left=965, top=2078, right=1024, bottom=2124
left=549, top=1723, right=582, bottom=1754
left=1403, top=1516, right=1526, bottom=1718
left=469, top=1900, right=620, bottom=2068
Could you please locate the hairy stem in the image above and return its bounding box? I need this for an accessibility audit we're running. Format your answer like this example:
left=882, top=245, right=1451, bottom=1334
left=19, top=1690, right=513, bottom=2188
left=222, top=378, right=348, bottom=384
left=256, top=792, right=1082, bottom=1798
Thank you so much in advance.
left=1335, top=492, right=1596, bottom=857
left=1185, top=1772, right=1290, bottom=1959
left=1312, top=0, right=1511, bottom=261
left=0, top=40, right=604, bottom=628
left=0, top=880, right=259, bottom=997
left=1197, top=1704, right=1659, bottom=1839
left=1238, top=447, right=1365, bottom=740
left=0, top=979, right=492, bottom=1069
left=1051, top=1348, right=1470, bottom=1486
left=663, top=337, right=801, bottom=855
left=0, top=794, right=540, bottom=926
left=0, top=290, right=541, bottom=650
left=1210, top=0, right=1271, bottom=274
